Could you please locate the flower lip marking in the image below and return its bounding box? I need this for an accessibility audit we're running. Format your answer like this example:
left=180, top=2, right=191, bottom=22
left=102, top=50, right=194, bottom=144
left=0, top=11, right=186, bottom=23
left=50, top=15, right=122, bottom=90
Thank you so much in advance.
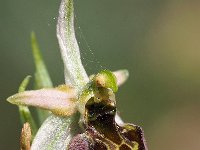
left=68, top=81, right=147, bottom=150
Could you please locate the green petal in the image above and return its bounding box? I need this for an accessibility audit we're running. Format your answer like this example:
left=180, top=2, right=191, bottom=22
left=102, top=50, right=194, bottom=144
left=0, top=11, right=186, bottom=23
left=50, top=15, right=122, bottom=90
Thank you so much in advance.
left=94, top=70, right=118, bottom=92
left=89, top=69, right=129, bottom=87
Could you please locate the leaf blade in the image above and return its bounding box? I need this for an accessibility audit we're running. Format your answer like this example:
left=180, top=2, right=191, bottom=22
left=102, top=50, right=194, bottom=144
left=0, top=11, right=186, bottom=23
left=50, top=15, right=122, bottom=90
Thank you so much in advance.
left=31, top=32, right=53, bottom=89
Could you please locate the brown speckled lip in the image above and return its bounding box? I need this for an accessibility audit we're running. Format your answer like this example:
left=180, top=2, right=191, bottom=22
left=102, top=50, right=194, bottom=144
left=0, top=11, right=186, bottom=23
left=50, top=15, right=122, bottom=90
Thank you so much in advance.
left=68, top=95, right=148, bottom=150
left=68, top=134, right=92, bottom=150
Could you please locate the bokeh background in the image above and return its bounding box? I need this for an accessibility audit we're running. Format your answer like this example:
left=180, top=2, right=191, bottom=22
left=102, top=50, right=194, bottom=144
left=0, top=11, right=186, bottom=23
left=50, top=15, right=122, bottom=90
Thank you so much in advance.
left=1, top=0, right=200, bottom=149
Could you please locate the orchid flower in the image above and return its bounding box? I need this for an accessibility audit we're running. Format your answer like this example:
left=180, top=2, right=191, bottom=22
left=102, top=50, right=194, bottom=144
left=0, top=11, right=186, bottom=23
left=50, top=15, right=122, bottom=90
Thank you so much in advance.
left=7, top=0, right=148, bottom=149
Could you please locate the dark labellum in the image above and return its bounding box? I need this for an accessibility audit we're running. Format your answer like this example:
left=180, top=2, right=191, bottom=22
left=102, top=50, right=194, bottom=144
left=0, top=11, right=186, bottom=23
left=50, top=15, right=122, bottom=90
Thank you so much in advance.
left=69, top=87, right=148, bottom=150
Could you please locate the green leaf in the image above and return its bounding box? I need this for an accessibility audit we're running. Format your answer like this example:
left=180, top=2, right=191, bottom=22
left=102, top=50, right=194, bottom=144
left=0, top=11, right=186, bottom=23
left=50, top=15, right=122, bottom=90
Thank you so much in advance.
left=57, top=0, right=89, bottom=89
left=31, top=32, right=53, bottom=124
left=18, top=75, right=31, bottom=93
left=17, top=76, right=38, bottom=137
left=31, top=32, right=53, bottom=89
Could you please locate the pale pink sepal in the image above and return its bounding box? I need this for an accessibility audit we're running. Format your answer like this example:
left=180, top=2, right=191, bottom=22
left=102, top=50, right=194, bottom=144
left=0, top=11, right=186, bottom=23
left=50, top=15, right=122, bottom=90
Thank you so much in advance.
left=7, top=85, right=77, bottom=116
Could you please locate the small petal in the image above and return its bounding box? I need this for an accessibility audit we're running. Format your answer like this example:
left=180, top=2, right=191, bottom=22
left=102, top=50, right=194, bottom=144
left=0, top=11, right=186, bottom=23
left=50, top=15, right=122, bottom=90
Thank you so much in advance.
left=20, top=122, right=31, bottom=150
left=7, top=85, right=77, bottom=116
left=113, top=69, right=129, bottom=87
left=89, top=69, right=129, bottom=88
left=94, top=70, right=118, bottom=92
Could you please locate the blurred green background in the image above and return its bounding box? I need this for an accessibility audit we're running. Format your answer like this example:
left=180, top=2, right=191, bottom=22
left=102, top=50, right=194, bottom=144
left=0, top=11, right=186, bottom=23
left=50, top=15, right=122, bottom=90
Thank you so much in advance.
left=1, top=0, right=200, bottom=149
